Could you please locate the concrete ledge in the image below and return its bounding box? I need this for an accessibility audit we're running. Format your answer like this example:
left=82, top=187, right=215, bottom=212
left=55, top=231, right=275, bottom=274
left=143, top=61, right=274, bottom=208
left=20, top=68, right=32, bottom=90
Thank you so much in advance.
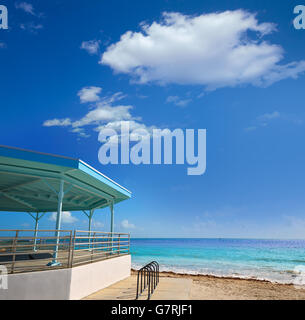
left=0, top=255, right=131, bottom=300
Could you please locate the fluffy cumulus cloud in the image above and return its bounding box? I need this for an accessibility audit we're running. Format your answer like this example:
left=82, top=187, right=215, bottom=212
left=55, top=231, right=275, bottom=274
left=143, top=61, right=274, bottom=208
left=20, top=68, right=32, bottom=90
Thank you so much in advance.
left=73, top=105, right=133, bottom=127
left=78, top=86, right=102, bottom=103
left=81, top=40, right=101, bottom=55
left=43, top=86, right=155, bottom=139
left=100, top=10, right=305, bottom=89
left=49, top=211, right=78, bottom=224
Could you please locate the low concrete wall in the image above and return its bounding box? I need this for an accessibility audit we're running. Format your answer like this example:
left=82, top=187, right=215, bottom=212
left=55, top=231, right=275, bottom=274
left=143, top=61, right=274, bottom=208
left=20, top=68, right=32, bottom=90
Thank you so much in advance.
left=69, top=255, right=131, bottom=300
left=0, top=255, right=131, bottom=300
left=0, top=268, right=72, bottom=300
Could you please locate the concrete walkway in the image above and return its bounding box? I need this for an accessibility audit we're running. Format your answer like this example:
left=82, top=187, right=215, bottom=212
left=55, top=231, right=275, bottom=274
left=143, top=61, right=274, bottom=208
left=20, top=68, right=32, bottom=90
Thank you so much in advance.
left=83, top=275, right=192, bottom=300
left=151, top=277, right=192, bottom=300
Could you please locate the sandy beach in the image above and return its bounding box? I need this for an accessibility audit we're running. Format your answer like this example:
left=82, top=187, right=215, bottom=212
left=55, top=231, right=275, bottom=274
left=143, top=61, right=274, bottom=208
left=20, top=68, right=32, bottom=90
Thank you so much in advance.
left=130, top=270, right=305, bottom=300
left=157, top=271, right=305, bottom=300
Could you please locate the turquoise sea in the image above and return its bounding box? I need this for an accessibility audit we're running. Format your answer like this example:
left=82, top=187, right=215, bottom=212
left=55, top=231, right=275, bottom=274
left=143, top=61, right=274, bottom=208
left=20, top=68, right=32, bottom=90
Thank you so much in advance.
left=130, top=238, right=305, bottom=284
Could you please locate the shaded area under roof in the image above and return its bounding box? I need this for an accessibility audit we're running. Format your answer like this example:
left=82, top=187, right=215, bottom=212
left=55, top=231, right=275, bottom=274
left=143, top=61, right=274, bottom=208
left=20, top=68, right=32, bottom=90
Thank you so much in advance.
left=0, top=145, right=131, bottom=213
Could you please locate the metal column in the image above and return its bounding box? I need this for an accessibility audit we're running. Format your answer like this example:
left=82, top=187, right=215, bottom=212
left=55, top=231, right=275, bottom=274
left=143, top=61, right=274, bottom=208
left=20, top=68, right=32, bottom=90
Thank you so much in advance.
left=83, top=209, right=95, bottom=250
left=28, top=212, right=45, bottom=251
left=110, top=202, right=114, bottom=254
left=48, top=179, right=64, bottom=266
left=110, top=202, right=114, bottom=233
left=33, top=213, right=39, bottom=251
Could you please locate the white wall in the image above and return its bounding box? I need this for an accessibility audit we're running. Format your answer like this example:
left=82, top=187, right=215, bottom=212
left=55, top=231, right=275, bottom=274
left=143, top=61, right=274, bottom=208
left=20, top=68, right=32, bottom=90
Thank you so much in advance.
left=0, top=255, right=131, bottom=300
left=0, top=268, right=72, bottom=300
left=69, top=255, right=131, bottom=300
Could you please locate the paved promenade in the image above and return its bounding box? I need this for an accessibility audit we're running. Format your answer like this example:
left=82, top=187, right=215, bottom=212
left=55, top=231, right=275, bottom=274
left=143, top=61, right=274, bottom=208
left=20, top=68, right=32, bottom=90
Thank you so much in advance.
left=83, top=275, right=192, bottom=300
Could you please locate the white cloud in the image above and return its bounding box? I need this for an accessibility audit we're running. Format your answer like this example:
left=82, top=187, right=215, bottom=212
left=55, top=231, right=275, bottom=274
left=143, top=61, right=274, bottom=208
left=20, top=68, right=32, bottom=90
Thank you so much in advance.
left=166, top=95, right=192, bottom=107
left=49, top=211, right=78, bottom=224
left=43, top=118, right=72, bottom=127
left=70, top=127, right=90, bottom=138
left=77, top=86, right=102, bottom=103
left=100, top=10, right=305, bottom=89
left=73, top=105, right=134, bottom=128
left=121, top=219, right=135, bottom=229
left=96, top=119, right=150, bottom=133
left=97, top=120, right=156, bottom=145
left=15, top=2, right=35, bottom=15
left=81, top=40, right=101, bottom=55
left=43, top=87, right=155, bottom=139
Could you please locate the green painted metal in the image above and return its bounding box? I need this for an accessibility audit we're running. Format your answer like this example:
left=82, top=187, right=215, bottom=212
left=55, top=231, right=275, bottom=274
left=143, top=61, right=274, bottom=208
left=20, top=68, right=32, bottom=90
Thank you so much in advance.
left=0, top=145, right=132, bottom=266
left=28, top=212, right=46, bottom=251
left=0, top=145, right=131, bottom=212
left=83, top=209, right=95, bottom=250
left=52, top=179, right=64, bottom=265
left=110, top=202, right=114, bottom=233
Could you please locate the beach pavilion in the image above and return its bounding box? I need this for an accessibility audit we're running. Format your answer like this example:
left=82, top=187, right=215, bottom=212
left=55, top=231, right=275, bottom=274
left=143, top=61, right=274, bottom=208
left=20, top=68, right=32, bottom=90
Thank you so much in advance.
left=0, top=145, right=132, bottom=300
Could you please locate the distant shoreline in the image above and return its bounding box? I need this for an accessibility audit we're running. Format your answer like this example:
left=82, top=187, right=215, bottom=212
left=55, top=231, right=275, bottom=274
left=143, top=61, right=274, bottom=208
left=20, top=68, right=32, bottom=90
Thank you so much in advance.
left=131, top=269, right=296, bottom=285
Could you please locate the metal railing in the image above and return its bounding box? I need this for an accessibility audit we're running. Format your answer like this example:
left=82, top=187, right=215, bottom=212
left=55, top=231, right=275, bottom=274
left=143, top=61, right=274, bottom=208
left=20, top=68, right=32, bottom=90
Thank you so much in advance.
left=136, top=261, right=159, bottom=300
left=0, top=229, right=130, bottom=274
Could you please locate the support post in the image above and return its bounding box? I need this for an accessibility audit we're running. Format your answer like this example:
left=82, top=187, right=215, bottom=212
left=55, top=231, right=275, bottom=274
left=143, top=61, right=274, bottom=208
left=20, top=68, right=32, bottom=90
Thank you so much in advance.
left=110, top=202, right=114, bottom=234
left=82, top=209, right=95, bottom=250
left=88, top=209, right=94, bottom=250
left=110, top=202, right=114, bottom=254
left=28, top=212, right=46, bottom=251
left=48, top=179, right=64, bottom=266
left=33, top=213, right=39, bottom=251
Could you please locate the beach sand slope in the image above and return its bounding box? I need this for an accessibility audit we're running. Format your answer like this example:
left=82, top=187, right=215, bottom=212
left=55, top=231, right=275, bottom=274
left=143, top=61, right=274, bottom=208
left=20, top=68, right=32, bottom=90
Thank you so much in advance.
left=159, top=272, right=305, bottom=300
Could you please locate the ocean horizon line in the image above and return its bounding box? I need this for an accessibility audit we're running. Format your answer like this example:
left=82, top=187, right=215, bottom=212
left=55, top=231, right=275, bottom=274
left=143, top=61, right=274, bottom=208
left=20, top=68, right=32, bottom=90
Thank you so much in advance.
left=130, top=237, right=305, bottom=241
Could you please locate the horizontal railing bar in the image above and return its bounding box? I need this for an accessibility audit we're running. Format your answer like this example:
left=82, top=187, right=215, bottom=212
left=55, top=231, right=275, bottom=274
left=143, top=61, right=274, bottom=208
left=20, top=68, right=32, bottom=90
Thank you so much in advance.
left=0, top=247, right=67, bottom=252
left=0, top=236, right=71, bottom=240
left=0, top=228, right=130, bottom=274
left=74, top=236, right=129, bottom=239
left=0, top=250, right=71, bottom=256
left=73, top=249, right=129, bottom=258
left=73, top=240, right=129, bottom=245
left=75, top=230, right=129, bottom=235
left=13, top=260, right=69, bottom=265
left=74, top=244, right=129, bottom=251
left=75, top=241, right=128, bottom=244
left=72, top=253, right=129, bottom=266
left=73, top=249, right=129, bottom=255
left=2, top=236, right=121, bottom=239
left=0, top=243, right=70, bottom=249
left=0, top=229, right=72, bottom=232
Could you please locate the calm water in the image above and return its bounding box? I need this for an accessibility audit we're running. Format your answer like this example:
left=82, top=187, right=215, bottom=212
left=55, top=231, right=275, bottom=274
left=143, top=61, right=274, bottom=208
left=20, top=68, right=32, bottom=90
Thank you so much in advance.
left=130, top=238, right=305, bottom=284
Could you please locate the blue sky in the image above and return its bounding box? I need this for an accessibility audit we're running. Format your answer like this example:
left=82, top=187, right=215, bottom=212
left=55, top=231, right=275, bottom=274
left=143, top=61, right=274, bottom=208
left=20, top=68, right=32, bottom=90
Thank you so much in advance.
left=1, top=0, right=305, bottom=238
